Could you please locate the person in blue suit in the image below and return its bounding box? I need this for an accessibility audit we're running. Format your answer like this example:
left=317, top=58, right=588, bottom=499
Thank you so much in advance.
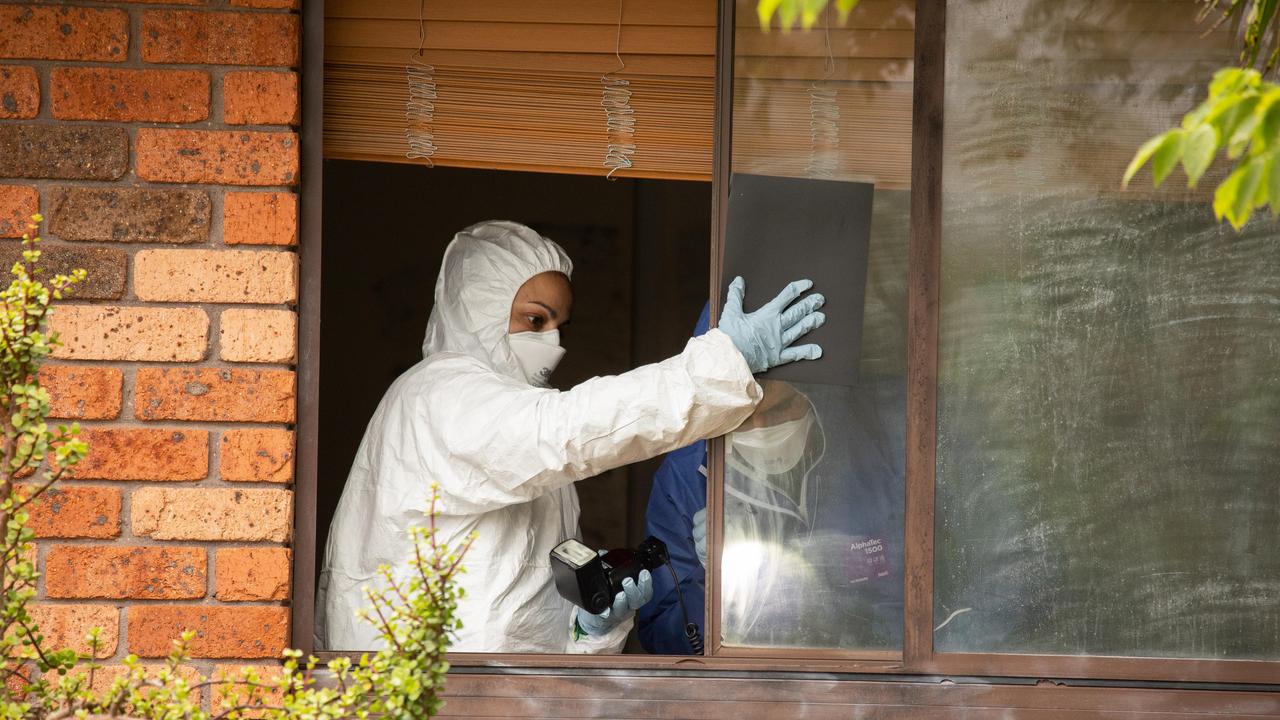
left=638, top=305, right=906, bottom=654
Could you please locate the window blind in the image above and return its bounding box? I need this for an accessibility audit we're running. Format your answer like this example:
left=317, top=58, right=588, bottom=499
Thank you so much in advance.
left=323, top=0, right=917, bottom=181
left=323, top=0, right=716, bottom=179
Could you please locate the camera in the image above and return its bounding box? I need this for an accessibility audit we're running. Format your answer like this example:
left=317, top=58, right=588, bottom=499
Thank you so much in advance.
left=549, top=536, right=669, bottom=615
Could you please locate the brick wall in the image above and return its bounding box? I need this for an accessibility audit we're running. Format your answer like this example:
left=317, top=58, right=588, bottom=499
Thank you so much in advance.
left=0, top=0, right=301, bottom=683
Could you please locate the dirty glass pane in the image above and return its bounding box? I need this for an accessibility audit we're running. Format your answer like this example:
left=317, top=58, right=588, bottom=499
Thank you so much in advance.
left=718, top=0, right=913, bottom=651
left=934, top=0, right=1280, bottom=659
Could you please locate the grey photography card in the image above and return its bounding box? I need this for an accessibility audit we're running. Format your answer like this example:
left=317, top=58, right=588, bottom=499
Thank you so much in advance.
left=721, top=173, right=874, bottom=387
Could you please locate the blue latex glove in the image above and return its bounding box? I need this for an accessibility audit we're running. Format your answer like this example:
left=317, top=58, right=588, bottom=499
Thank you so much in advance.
left=692, top=508, right=707, bottom=569
left=576, top=569, right=654, bottom=636
left=719, top=277, right=825, bottom=373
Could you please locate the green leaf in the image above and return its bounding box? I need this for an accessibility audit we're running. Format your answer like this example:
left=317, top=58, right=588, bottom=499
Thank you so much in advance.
left=1214, top=158, right=1265, bottom=230
left=1228, top=107, right=1263, bottom=158
left=800, top=0, right=825, bottom=28
left=1123, top=131, right=1171, bottom=187
left=757, top=0, right=783, bottom=29
left=778, top=0, right=800, bottom=31
left=1151, top=129, right=1186, bottom=187
left=1209, top=67, right=1260, bottom=99
left=1183, top=124, right=1219, bottom=188
left=836, top=0, right=860, bottom=23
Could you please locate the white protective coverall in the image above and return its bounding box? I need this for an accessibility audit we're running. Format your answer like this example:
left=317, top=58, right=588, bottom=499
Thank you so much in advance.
left=315, top=220, right=762, bottom=654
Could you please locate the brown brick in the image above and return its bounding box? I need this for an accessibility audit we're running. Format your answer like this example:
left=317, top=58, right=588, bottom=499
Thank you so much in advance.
left=24, top=485, right=121, bottom=539
left=132, top=487, right=292, bottom=542
left=135, top=249, right=297, bottom=304
left=70, top=428, right=209, bottom=482
left=220, top=429, right=294, bottom=483
left=129, top=605, right=287, bottom=659
left=220, top=309, right=296, bottom=363
left=51, top=68, right=208, bottom=123
left=224, top=71, right=298, bottom=126
left=139, top=368, right=295, bottom=425
left=0, top=66, right=38, bottom=119
left=136, top=368, right=295, bottom=423
left=0, top=185, right=38, bottom=239
left=135, top=129, right=298, bottom=186
left=230, top=0, right=300, bottom=7
left=40, top=366, right=123, bottom=420
left=0, top=125, right=128, bottom=181
left=49, top=187, right=210, bottom=245
left=0, top=7, right=128, bottom=62
left=0, top=241, right=126, bottom=300
left=45, top=545, right=206, bottom=600
left=224, top=192, right=296, bottom=246
left=141, top=11, right=299, bottom=67
left=50, top=306, right=209, bottom=362
left=28, top=604, right=118, bottom=657
left=215, top=547, right=290, bottom=601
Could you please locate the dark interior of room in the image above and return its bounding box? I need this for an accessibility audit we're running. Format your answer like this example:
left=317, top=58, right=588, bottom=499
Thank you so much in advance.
left=317, top=160, right=712, bottom=651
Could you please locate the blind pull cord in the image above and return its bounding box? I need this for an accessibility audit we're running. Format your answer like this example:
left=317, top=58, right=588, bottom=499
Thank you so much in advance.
left=601, top=0, right=637, bottom=178
left=405, top=0, right=439, bottom=164
left=807, top=5, right=840, bottom=179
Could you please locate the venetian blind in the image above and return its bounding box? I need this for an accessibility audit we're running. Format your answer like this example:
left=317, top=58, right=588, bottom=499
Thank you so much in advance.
left=323, top=0, right=918, bottom=181
left=323, top=0, right=717, bottom=179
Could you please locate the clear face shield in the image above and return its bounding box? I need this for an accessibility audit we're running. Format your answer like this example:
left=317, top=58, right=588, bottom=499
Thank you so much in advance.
left=726, top=381, right=823, bottom=520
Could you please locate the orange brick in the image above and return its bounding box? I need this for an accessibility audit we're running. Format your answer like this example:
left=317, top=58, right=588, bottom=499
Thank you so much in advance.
left=0, top=66, right=38, bottom=119
left=136, top=368, right=295, bottom=423
left=135, top=249, right=297, bottom=304
left=45, top=545, right=206, bottom=600
left=141, top=11, right=299, bottom=67
left=135, top=129, right=298, bottom=186
left=0, top=7, right=128, bottom=62
left=50, top=306, right=209, bottom=362
left=224, top=192, right=297, bottom=246
left=132, top=487, right=292, bottom=542
left=129, top=605, right=288, bottom=659
left=71, top=428, right=209, bottom=482
left=40, top=366, right=123, bottom=420
left=0, top=185, right=38, bottom=239
left=24, top=485, right=121, bottom=539
left=51, top=68, right=208, bottom=123
left=211, top=664, right=285, bottom=716
left=48, top=665, right=203, bottom=704
left=225, top=71, right=298, bottom=126
left=215, top=547, right=290, bottom=601
left=220, top=428, right=294, bottom=483
left=28, top=604, right=118, bottom=657
left=220, top=309, right=297, bottom=363
left=137, top=366, right=294, bottom=422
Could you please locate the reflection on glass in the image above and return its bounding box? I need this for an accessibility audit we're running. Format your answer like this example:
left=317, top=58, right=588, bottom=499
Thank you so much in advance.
left=721, top=379, right=905, bottom=650
left=721, top=0, right=913, bottom=651
left=935, top=0, right=1280, bottom=659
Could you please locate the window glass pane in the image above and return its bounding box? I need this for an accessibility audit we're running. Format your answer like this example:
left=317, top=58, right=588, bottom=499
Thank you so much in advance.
left=719, top=0, right=913, bottom=651
left=935, top=0, right=1280, bottom=659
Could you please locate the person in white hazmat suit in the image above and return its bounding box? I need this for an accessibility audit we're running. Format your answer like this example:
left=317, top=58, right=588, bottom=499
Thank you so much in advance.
left=315, top=220, right=826, bottom=653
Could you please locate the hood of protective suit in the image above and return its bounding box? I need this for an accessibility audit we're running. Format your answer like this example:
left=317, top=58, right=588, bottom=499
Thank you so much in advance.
left=422, top=220, right=573, bottom=382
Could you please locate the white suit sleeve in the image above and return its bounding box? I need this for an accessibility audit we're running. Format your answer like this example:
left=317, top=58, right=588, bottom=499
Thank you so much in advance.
left=421, top=329, right=761, bottom=514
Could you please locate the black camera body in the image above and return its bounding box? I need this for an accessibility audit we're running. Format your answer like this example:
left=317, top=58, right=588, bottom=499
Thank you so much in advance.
left=550, top=536, right=669, bottom=615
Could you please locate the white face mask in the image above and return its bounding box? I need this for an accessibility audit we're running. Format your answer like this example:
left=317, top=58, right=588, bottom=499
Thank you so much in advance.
left=730, top=415, right=813, bottom=475
left=508, top=329, right=565, bottom=388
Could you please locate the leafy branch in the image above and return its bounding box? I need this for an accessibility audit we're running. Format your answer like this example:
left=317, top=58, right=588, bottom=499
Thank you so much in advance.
left=755, top=0, right=861, bottom=31
left=0, top=215, right=469, bottom=720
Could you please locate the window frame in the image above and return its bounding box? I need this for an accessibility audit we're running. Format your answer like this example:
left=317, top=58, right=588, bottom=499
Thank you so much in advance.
left=292, top=0, right=1280, bottom=688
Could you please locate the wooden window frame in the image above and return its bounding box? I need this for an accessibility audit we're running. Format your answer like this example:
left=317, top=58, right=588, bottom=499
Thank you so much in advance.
left=292, top=0, right=1280, bottom=690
